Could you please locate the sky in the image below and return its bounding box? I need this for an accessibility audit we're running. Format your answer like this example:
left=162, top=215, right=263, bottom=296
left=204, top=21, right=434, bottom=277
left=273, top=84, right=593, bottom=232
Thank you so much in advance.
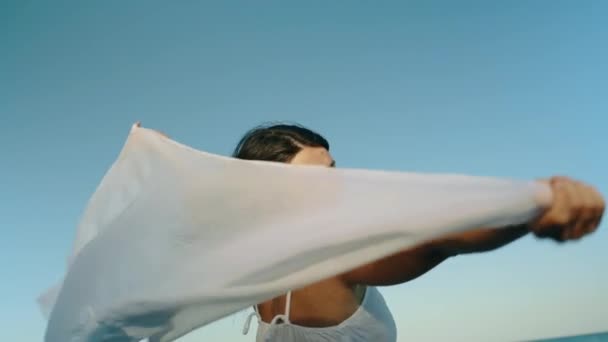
left=1, top=1, right=607, bottom=341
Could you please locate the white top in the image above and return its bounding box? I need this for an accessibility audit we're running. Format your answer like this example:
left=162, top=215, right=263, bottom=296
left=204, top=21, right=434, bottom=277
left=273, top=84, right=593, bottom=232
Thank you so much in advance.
left=242, top=286, right=397, bottom=342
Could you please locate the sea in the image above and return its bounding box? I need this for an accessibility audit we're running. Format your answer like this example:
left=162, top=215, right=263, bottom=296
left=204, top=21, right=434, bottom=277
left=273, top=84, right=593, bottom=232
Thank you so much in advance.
left=533, top=331, right=608, bottom=341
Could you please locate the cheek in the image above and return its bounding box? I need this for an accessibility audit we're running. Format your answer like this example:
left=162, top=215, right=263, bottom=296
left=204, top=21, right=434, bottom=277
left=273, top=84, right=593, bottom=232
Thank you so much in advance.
left=289, top=155, right=314, bottom=165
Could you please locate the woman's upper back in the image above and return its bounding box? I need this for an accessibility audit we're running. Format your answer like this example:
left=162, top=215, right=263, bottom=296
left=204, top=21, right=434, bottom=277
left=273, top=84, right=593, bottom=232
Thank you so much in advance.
left=244, top=284, right=397, bottom=342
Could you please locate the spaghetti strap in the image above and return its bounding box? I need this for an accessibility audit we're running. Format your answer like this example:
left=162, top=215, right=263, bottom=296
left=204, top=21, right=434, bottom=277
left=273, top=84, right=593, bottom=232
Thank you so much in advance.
left=243, top=292, right=291, bottom=336
left=285, top=291, right=292, bottom=321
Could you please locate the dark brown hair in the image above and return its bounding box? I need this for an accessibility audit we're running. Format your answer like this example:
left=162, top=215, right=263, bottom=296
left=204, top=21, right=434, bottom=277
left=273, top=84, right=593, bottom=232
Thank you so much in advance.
left=232, top=123, right=330, bottom=163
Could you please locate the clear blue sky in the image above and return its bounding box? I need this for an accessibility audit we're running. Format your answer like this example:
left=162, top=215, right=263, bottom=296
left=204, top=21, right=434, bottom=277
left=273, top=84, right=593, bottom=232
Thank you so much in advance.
left=1, top=1, right=607, bottom=341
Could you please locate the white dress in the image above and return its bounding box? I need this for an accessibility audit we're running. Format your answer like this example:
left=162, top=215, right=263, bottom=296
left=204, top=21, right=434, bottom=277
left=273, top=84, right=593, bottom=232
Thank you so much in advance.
left=243, top=287, right=397, bottom=342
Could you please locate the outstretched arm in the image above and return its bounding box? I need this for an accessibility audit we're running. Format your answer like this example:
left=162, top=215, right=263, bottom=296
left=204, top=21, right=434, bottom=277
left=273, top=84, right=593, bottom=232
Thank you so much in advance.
left=342, top=176, right=605, bottom=286
left=341, top=225, right=529, bottom=286
left=433, top=224, right=529, bottom=256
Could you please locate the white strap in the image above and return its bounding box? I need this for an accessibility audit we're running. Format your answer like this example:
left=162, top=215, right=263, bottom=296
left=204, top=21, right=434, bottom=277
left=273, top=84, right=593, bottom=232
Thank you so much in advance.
left=242, top=292, right=292, bottom=336
left=284, top=291, right=292, bottom=322
left=242, top=311, right=259, bottom=335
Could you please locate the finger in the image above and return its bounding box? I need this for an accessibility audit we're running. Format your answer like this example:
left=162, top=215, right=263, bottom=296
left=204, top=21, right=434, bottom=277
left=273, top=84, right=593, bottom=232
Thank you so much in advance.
left=566, top=179, right=584, bottom=220
left=570, top=218, right=593, bottom=239
left=557, top=178, right=581, bottom=222
left=572, top=185, right=595, bottom=238
left=535, top=225, right=565, bottom=242
left=589, top=186, right=605, bottom=218
left=589, top=216, right=603, bottom=234
left=556, top=226, right=571, bottom=242
left=554, top=178, right=584, bottom=241
left=557, top=226, right=568, bottom=241
left=535, top=179, right=568, bottom=227
left=583, top=183, right=604, bottom=221
left=586, top=202, right=604, bottom=235
left=533, top=180, right=568, bottom=239
left=572, top=212, right=604, bottom=239
left=551, top=175, right=574, bottom=187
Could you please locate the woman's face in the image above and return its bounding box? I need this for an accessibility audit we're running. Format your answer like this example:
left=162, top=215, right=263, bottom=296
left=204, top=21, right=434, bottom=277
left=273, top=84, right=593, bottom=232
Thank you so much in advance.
left=289, top=146, right=335, bottom=168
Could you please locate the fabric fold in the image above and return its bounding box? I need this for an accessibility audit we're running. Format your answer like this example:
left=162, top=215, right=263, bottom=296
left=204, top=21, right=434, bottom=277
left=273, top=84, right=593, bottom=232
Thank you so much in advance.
left=40, top=124, right=552, bottom=342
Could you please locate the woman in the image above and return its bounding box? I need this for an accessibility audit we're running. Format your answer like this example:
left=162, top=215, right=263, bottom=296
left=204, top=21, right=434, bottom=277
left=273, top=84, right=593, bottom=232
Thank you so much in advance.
left=233, top=123, right=604, bottom=342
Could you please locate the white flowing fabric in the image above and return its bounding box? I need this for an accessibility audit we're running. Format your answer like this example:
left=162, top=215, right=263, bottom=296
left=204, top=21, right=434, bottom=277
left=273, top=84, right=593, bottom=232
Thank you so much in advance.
left=39, top=124, right=552, bottom=342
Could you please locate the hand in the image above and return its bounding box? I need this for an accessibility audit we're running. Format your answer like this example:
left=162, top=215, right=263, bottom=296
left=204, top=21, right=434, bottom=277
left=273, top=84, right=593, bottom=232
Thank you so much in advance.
left=531, top=176, right=605, bottom=242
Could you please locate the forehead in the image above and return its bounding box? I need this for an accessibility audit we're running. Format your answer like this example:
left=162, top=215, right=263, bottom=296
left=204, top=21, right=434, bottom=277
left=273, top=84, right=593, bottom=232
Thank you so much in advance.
left=290, top=146, right=334, bottom=166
